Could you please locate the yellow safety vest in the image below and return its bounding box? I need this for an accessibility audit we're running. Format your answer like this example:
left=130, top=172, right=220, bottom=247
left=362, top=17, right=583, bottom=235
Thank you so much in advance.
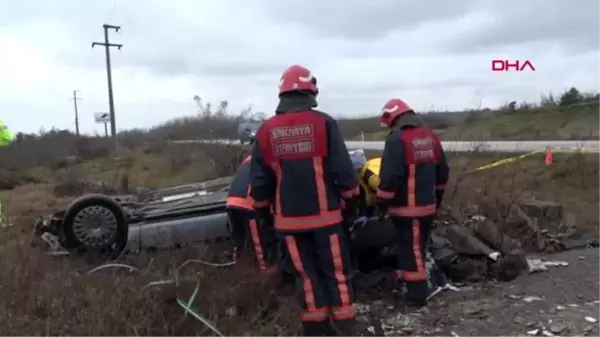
left=0, top=121, right=11, bottom=147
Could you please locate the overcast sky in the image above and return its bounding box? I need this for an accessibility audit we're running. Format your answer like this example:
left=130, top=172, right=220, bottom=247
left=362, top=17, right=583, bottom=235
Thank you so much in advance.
left=1, top=0, right=598, bottom=134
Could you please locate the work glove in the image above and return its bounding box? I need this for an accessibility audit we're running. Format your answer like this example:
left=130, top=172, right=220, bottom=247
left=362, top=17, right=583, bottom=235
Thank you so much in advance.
left=256, top=207, right=274, bottom=229
left=349, top=216, right=368, bottom=233
left=375, top=199, right=388, bottom=224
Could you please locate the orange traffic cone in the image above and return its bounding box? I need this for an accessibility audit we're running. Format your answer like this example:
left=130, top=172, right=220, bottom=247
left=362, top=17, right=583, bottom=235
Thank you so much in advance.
left=544, top=148, right=553, bottom=166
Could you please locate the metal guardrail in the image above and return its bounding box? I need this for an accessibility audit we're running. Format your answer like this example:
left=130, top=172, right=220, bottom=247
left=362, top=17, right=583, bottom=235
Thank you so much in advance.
left=170, top=139, right=600, bottom=153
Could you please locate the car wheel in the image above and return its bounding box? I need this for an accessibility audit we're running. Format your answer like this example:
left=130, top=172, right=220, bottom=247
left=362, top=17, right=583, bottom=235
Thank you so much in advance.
left=62, top=194, right=128, bottom=259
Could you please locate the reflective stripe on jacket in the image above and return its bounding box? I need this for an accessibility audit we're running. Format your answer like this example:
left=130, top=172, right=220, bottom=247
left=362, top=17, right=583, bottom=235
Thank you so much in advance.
left=376, top=125, right=449, bottom=217
left=226, top=155, right=254, bottom=211
left=249, top=109, right=359, bottom=231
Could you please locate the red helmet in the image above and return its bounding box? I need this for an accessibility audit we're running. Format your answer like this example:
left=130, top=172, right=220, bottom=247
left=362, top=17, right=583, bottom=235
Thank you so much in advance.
left=379, top=98, right=412, bottom=127
left=279, top=65, right=318, bottom=96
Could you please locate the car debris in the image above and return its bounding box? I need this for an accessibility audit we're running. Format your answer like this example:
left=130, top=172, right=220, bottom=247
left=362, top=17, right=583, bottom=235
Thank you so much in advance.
left=526, top=258, right=570, bottom=273
left=523, top=296, right=543, bottom=303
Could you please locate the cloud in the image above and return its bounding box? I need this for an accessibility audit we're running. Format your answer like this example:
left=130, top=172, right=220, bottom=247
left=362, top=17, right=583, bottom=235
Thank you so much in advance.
left=0, top=0, right=598, bottom=134
left=447, top=0, right=600, bottom=53
left=261, top=0, right=478, bottom=40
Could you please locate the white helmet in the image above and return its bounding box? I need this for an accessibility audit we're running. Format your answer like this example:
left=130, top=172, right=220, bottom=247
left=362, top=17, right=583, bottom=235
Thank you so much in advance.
left=348, top=149, right=366, bottom=170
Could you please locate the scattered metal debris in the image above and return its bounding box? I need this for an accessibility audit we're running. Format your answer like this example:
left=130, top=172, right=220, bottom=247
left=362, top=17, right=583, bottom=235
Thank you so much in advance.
left=527, top=258, right=569, bottom=273
left=87, top=263, right=138, bottom=275
left=523, top=296, right=543, bottom=303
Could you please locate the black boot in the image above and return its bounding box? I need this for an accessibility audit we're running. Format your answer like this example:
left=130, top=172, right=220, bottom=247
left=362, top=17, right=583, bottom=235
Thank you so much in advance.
left=302, top=321, right=333, bottom=336
left=406, top=297, right=427, bottom=308
left=405, top=280, right=428, bottom=308
left=330, top=317, right=358, bottom=336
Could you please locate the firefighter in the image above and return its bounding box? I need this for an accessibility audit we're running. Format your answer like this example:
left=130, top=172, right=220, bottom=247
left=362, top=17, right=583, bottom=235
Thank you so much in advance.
left=375, top=98, right=450, bottom=307
left=226, top=145, right=277, bottom=272
left=355, top=153, right=453, bottom=298
left=249, top=65, right=360, bottom=336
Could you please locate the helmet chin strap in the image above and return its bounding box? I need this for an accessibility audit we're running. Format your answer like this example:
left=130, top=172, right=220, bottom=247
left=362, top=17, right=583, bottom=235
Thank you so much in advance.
left=386, top=114, right=402, bottom=134
left=389, top=115, right=399, bottom=129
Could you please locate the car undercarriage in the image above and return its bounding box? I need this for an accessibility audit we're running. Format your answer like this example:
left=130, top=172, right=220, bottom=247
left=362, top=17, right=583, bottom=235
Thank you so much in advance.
left=32, top=176, right=403, bottom=268
left=31, top=176, right=536, bottom=285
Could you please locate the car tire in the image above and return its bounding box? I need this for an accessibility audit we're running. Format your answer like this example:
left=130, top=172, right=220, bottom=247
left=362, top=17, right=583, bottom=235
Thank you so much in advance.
left=62, top=194, right=128, bottom=259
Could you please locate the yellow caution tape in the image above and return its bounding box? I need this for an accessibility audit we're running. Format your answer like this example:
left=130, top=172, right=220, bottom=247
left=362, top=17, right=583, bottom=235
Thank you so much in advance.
left=461, top=146, right=598, bottom=174
left=462, top=149, right=545, bottom=174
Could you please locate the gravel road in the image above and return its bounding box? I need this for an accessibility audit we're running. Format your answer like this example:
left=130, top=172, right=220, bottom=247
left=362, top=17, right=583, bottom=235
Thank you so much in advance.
left=357, top=248, right=599, bottom=336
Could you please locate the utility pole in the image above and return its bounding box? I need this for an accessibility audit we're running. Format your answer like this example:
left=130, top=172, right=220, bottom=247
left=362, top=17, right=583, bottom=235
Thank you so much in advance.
left=92, top=24, right=122, bottom=153
left=69, top=90, right=81, bottom=136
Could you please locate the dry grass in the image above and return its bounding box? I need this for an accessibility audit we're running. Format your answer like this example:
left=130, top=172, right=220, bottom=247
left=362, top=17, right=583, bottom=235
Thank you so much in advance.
left=347, top=100, right=599, bottom=142
left=0, top=141, right=598, bottom=335
left=441, top=102, right=599, bottom=141
left=446, top=151, right=599, bottom=233
left=0, top=243, right=299, bottom=335
left=0, top=142, right=300, bottom=336
left=364, top=150, right=599, bottom=233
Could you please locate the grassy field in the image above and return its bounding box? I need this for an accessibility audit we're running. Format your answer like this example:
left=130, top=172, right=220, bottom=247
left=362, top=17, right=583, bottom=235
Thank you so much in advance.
left=0, top=138, right=597, bottom=335
left=354, top=102, right=600, bottom=141
left=441, top=102, right=599, bottom=141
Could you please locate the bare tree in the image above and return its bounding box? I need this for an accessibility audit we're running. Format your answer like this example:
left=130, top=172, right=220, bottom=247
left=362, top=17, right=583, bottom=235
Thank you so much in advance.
left=214, top=100, right=228, bottom=119
left=194, top=95, right=213, bottom=118
left=471, top=90, right=484, bottom=110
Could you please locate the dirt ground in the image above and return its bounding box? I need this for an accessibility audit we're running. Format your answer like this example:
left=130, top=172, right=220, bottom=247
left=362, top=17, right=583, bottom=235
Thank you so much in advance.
left=358, top=247, right=599, bottom=336
left=0, top=147, right=598, bottom=335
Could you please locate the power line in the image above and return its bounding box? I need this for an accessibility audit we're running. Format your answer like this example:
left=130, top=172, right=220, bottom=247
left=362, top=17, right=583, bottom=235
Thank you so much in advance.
left=92, top=24, right=122, bottom=153
left=68, top=90, right=82, bottom=136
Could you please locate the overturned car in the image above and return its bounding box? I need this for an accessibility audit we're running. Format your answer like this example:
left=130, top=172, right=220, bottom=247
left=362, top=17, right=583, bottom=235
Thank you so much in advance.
left=32, top=175, right=536, bottom=283
left=32, top=176, right=402, bottom=265
left=33, top=177, right=236, bottom=257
